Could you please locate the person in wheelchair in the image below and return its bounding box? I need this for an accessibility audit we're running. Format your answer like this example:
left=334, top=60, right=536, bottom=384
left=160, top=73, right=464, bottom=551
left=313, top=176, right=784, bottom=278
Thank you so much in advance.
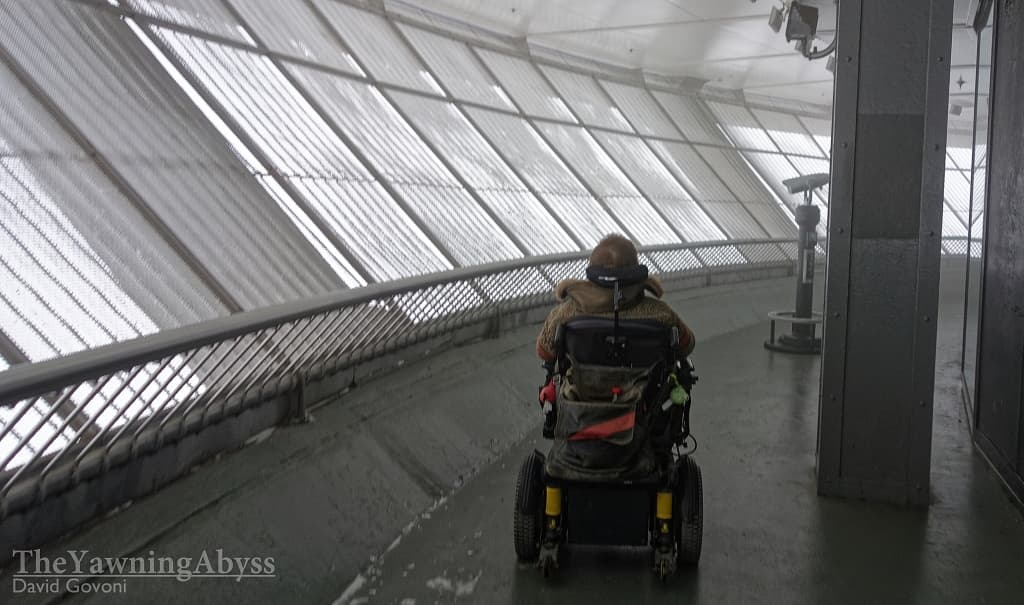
left=536, top=234, right=695, bottom=364
left=517, top=234, right=703, bottom=578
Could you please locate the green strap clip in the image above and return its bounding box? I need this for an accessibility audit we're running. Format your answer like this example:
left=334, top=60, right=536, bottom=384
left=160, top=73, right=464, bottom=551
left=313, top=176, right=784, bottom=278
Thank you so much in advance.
left=662, top=373, right=689, bottom=410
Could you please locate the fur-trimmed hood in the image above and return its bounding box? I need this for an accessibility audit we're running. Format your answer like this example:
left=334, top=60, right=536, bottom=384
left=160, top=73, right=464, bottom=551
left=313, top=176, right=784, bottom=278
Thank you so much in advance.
left=554, top=277, right=664, bottom=314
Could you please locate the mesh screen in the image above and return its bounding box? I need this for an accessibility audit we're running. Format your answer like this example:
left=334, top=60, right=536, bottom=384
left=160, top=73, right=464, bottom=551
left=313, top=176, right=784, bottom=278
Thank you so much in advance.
left=475, top=49, right=576, bottom=120
left=705, top=101, right=778, bottom=152
left=0, top=2, right=348, bottom=307
left=390, top=92, right=576, bottom=255
left=538, top=66, right=633, bottom=131
left=467, top=108, right=620, bottom=246
left=599, top=80, right=679, bottom=137
left=592, top=132, right=725, bottom=241
left=227, top=0, right=363, bottom=74
left=398, top=25, right=514, bottom=110
left=535, top=124, right=679, bottom=245
left=126, top=0, right=254, bottom=43
left=751, top=108, right=825, bottom=157
left=651, top=91, right=721, bottom=144
left=314, top=0, right=442, bottom=93
left=151, top=26, right=453, bottom=280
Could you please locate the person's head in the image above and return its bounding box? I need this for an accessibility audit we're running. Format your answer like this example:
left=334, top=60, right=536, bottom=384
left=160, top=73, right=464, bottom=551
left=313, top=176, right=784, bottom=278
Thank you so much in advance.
left=589, top=234, right=639, bottom=269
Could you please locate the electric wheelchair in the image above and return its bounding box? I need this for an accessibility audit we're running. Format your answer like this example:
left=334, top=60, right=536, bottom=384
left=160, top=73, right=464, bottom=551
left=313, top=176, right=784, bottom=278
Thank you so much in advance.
left=513, top=267, right=703, bottom=580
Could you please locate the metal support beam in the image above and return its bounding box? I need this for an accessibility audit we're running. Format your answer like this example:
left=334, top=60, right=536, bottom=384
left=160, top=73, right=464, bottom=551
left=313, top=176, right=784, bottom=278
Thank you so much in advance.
left=818, top=0, right=953, bottom=506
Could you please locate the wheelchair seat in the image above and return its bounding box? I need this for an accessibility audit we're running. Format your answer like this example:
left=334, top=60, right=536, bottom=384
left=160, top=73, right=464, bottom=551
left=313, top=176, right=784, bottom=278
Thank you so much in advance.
left=544, top=317, right=685, bottom=482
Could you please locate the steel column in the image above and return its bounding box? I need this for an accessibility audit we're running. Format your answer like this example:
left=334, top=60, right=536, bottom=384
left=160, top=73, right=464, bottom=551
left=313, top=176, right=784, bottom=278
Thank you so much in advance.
left=818, top=0, right=953, bottom=506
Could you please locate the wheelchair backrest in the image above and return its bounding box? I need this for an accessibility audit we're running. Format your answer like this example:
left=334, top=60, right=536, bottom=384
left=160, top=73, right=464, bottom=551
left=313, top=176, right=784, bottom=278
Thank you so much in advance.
left=556, top=317, right=677, bottom=371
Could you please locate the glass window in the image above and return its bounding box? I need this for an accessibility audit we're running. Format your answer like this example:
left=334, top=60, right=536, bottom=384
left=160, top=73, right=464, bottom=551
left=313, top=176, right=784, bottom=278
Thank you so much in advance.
left=0, top=0, right=351, bottom=308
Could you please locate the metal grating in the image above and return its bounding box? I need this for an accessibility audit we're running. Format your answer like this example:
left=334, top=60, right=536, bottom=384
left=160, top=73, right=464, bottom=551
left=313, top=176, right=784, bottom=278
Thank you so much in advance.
left=647, top=249, right=704, bottom=273
left=475, top=49, right=576, bottom=121
left=285, top=64, right=522, bottom=265
left=599, top=80, right=679, bottom=137
left=125, top=0, right=254, bottom=43
left=228, top=0, right=364, bottom=74
left=751, top=108, right=826, bottom=157
left=0, top=240, right=796, bottom=522
left=0, top=1, right=350, bottom=304
left=592, top=132, right=725, bottom=242
left=466, top=108, right=620, bottom=246
left=388, top=92, right=575, bottom=255
left=538, top=65, right=633, bottom=132
left=535, top=123, right=679, bottom=245
left=737, top=243, right=789, bottom=265
left=651, top=91, right=721, bottom=144
left=151, top=26, right=453, bottom=280
left=397, top=24, right=514, bottom=110
left=314, top=0, right=442, bottom=93
left=693, top=245, right=748, bottom=267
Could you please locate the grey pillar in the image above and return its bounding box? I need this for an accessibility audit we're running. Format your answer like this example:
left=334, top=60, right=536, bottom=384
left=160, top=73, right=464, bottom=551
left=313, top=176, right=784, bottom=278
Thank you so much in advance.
left=818, top=0, right=953, bottom=506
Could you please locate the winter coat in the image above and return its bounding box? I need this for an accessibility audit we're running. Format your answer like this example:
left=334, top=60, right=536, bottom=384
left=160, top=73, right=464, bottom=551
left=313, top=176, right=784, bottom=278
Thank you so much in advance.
left=535, top=277, right=696, bottom=361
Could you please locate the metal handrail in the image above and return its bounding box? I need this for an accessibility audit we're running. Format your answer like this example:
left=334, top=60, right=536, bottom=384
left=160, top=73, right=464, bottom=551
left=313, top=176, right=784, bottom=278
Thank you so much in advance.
left=0, top=238, right=799, bottom=516
left=0, top=236, right=974, bottom=518
left=0, top=238, right=791, bottom=405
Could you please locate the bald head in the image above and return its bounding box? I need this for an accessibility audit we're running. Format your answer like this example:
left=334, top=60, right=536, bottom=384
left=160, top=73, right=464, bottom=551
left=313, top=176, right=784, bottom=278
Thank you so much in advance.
left=589, top=234, right=639, bottom=269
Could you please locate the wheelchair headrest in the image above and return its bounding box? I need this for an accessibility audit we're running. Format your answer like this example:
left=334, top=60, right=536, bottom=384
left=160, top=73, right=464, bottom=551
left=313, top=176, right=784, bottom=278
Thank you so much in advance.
left=585, top=264, right=649, bottom=288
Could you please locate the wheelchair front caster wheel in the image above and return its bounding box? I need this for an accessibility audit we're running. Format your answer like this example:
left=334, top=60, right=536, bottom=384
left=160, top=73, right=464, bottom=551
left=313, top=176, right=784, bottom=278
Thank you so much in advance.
left=653, top=548, right=675, bottom=581
left=538, top=542, right=559, bottom=578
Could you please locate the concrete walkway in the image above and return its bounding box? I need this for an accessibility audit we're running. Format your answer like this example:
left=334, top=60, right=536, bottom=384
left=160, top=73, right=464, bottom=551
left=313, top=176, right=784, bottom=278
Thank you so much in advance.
left=4, top=268, right=1022, bottom=604
left=332, top=277, right=1024, bottom=605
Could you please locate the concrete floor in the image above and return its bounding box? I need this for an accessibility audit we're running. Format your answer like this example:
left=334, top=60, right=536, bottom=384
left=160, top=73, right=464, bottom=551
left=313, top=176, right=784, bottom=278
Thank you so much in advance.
left=4, top=267, right=1023, bottom=604
left=336, top=277, right=1024, bottom=604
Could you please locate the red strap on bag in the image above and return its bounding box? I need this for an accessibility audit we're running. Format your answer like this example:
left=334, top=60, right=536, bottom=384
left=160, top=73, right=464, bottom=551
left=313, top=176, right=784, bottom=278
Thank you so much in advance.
left=539, top=379, right=557, bottom=405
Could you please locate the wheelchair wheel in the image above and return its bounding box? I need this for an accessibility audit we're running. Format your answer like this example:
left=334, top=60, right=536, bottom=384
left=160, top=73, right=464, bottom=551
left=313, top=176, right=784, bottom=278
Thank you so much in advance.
left=676, top=455, right=703, bottom=565
left=514, top=450, right=545, bottom=561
